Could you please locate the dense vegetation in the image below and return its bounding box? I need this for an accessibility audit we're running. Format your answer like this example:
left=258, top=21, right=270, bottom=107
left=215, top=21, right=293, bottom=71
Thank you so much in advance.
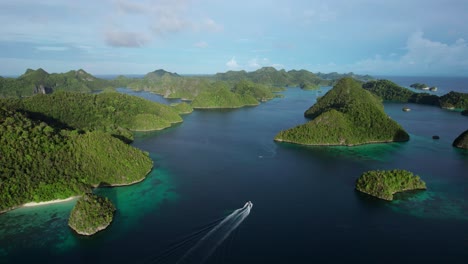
left=362, top=80, right=468, bottom=109
left=355, top=170, right=427, bottom=201
left=0, top=108, right=153, bottom=212
left=0, top=91, right=183, bottom=142
left=215, top=67, right=373, bottom=89
left=274, top=78, right=409, bottom=146
left=362, top=80, right=439, bottom=105
left=0, top=69, right=117, bottom=98
left=68, top=193, right=116, bottom=235
left=439, top=91, right=468, bottom=109
left=191, top=82, right=259, bottom=108
left=452, top=129, right=468, bottom=149
left=171, top=102, right=193, bottom=114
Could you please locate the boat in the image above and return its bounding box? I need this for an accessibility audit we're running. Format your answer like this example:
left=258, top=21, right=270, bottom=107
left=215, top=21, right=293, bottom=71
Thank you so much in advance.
left=402, top=107, right=411, bottom=112
left=243, top=201, right=253, bottom=209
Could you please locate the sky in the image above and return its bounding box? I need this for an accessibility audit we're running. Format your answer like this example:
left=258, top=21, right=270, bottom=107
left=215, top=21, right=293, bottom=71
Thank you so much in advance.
left=1, top=0, right=468, bottom=76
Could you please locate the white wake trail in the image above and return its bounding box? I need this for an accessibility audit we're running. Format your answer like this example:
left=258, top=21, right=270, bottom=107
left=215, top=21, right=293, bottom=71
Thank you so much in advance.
left=177, top=201, right=253, bottom=264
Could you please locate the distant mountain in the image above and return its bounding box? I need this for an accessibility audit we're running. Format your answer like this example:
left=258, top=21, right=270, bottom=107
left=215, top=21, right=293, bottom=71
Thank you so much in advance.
left=0, top=68, right=113, bottom=97
left=275, top=77, right=409, bottom=146
left=144, top=69, right=180, bottom=79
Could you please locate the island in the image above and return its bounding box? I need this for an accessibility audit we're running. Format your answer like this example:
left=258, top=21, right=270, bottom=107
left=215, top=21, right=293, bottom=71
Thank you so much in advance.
left=355, top=169, right=427, bottom=201
left=0, top=107, right=153, bottom=213
left=274, top=77, right=409, bottom=146
left=410, top=83, right=437, bottom=91
left=0, top=91, right=183, bottom=142
left=363, top=80, right=468, bottom=109
left=68, top=193, right=116, bottom=236
left=453, top=129, right=468, bottom=149
left=191, top=82, right=259, bottom=109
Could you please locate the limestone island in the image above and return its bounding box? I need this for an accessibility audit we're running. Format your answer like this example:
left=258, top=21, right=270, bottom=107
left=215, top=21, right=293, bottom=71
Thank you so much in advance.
left=274, top=77, right=409, bottom=146
left=68, top=194, right=116, bottom=236
left=355, top=169, right=427, bottom=201
left=453, top=129, right=468, bottom=149
left=410, top=83, right=437, bottom=92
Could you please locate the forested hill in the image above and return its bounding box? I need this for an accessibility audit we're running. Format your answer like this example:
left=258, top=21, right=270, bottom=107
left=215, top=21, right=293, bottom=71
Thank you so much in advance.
left=0, top=91, right=183, bottom=142
left=214, top=67, right=373, bottom=89
left=363, top=79, right=468, bottom=110
left=0, top=108, right=153, bottom=212
left=0, top=68, right=117, bottom=97
left=275, top=77, right=409, bottom=146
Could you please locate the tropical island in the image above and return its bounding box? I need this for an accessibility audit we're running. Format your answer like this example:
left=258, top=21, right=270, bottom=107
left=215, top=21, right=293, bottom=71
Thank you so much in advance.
left=355, top=169, right=427, bottom=201
left=0, top=107, right=153, bottom=213
left=362, top=79, right=468, bottom=110
left=410, top=83, right=437, bottom=91
left=274, top=77, right=409, bottom=146
left=453, top=129, right=468, bottom=149
left=68, top=193, right=116, bottom=236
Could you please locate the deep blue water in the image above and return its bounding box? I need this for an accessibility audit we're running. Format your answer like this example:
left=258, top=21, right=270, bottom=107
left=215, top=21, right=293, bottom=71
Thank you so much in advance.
left=1, top=81, right=467, bottom=263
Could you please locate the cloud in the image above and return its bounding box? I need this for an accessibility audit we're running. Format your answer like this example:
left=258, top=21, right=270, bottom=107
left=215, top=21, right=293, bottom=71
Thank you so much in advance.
left=116, top=0, right=146, bottom=14
left=194, top=41, right=208, bottom=48
left=202, top=18, right=223, bottom=32
left=36, top=46, right=69, bottom=51
left=226, top=57, right=239, bottom=69
left=350, top=31, right=468, bottom=75
left=104, top=30, right=149, bottom=47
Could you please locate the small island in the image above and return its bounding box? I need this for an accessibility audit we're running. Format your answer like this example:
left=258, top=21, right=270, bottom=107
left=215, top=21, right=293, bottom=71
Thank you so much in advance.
left=452, top=129, right=468, bottom=149
left=274, top=77, right=409, bottom=146
left=410, top=83, right=437, bottom=91
left=355, top=169, right=427, bottom=201
left=68, top=194, right=116, bottom=236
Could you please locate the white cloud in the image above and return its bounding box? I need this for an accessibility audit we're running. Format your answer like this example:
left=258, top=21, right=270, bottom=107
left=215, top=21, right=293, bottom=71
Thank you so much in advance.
left=194, top=41, right=208, bottom=48
left=35, top=46, right=69, bottom=51
left=226, top=57, right=239, bottom=69
left=350, top=31, right=468, bottom=75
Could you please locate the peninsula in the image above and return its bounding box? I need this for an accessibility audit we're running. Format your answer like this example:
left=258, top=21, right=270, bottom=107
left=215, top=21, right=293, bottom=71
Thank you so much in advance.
left=274, top=77, right=409, bottom=146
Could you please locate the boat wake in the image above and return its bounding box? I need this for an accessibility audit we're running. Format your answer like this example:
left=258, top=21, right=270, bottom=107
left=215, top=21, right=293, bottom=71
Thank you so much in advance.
left=177, top=201, right=253, bottom=264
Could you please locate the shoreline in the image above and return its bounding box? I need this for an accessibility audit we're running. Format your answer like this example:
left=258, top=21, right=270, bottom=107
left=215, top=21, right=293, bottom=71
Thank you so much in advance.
left=22, top=196, right=80, bottom=208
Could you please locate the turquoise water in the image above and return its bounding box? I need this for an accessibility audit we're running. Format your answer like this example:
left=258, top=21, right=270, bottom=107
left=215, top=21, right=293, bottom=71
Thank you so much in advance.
left=1, top=84, right=467, bottom=263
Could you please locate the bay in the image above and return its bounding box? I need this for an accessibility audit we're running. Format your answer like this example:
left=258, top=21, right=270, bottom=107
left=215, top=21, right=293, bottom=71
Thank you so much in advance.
left=1, top=80, right=467, bottom=263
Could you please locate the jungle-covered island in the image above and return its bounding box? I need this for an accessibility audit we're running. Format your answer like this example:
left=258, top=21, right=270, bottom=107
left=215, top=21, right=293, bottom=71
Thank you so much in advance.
left=0, top=107, right=153, bottom=213
left=453, top=129, right=468, bottom=149
left=355, top=170, right=427, bottom=201
left=68, top=193, right=116, bottom=236
left=362, top=80, right=468, bottom=110
left=274, top=77, right=409, bottom=146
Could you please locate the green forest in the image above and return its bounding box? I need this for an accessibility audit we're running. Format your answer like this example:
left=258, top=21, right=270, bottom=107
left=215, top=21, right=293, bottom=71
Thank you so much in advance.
left=0, top=107, right=153, bottom=212
left=0, top=91, right=183, bottom=142
left=355, top=169, right=427, bottom=201
left=362, top=79, right=468, bottom=109
left=274, top=77, right=409, bottom=146
left=68, top=193, right=116, bottom=235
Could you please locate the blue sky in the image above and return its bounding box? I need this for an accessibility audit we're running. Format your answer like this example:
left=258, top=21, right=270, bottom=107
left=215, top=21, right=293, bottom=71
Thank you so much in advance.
left=1, top=0, right=468, bottom=76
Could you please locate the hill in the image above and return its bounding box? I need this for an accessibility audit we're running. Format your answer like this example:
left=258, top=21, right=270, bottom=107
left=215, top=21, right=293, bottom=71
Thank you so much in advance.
left=355, top=169, right=427, bottom=201
left=0, top=69, right=115, bottom=97
left=68, top=193, right=116, bottom=236
left=453, top=129, right=468, bottom=149
left=274, top=77, right=409, bottom=146
left=191, top=82, right=258, bottom=108
left=0, top=108, right=153, bottom=212
left=362, top=80, right=468, bottom=109
left=0, top=91, right=183, bottom=142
